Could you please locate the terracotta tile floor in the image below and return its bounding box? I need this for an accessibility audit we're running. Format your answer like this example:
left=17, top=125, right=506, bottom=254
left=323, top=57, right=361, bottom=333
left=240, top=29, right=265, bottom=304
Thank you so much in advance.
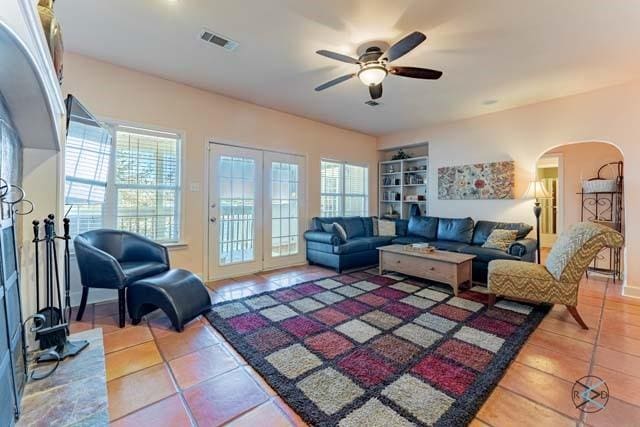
left=68, top=263, right=640, bottom=426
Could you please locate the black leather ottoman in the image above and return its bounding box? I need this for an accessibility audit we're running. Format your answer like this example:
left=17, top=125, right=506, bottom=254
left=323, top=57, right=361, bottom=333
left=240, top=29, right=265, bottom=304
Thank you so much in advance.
left=127, top=269, right=211, bottom=332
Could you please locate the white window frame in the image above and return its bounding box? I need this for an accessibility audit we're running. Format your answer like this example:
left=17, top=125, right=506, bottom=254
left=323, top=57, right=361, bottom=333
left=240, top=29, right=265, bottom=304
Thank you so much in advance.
left=320, top=159, right=369, bottom=217
left=64, top=120, right=185, bottom=245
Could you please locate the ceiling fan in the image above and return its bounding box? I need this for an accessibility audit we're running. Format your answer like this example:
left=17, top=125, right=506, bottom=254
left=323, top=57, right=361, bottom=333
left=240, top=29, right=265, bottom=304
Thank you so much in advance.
left=314, top=31, right=442, bottom=100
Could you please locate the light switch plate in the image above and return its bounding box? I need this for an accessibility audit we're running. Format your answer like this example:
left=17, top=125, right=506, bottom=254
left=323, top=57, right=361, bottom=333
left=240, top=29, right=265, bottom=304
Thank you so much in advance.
left=190, top=182, right=200, bottom=192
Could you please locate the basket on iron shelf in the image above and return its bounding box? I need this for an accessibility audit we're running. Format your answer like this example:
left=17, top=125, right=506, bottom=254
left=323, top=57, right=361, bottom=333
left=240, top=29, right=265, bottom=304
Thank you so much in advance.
left=582, top=162, right=621, bottom=193
left=582, top=179, right=617, bottom=193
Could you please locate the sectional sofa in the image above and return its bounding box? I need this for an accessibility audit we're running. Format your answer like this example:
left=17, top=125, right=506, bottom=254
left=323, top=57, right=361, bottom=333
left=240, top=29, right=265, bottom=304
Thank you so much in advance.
left=304, top=216, right=536, bottom=283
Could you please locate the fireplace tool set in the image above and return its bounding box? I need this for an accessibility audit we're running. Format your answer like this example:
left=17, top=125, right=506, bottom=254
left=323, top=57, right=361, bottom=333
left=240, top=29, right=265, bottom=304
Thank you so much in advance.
left=32, top=214, right=88, bottom=364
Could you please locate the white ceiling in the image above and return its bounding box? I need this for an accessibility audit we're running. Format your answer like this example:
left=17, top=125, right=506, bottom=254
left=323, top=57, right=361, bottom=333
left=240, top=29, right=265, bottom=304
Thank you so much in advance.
left=56, top=0, right=640, bottom=136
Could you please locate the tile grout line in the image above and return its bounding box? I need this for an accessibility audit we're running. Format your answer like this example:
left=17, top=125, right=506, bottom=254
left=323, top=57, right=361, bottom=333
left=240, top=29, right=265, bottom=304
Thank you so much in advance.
left=580, top=276, right=611, bottom=426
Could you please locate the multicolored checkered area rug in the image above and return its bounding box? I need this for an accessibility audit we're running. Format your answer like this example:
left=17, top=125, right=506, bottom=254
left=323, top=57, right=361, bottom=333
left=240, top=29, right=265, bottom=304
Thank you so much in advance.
left=206, top=269, right=549, bottom=426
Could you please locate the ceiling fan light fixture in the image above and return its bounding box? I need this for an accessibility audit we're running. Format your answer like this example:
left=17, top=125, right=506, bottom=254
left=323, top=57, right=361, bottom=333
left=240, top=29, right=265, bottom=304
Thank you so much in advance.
left=357, top=64, right=387, bottom=86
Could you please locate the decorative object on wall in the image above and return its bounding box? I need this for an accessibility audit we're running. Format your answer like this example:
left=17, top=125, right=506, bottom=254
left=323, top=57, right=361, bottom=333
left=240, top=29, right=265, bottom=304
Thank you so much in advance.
left=37, top=0, right=64, bottom=83
left=438, top=161, right=515, bottom=200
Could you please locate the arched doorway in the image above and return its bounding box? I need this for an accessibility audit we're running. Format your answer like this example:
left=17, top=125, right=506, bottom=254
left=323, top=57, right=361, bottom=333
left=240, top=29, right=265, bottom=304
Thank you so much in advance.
left=536, top=141, right=624, bottom=280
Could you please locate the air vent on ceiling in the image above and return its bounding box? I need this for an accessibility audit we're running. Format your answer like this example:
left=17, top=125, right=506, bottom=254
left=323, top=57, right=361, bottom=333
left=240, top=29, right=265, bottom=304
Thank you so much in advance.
left=199, top=28, right=239, bottom=51
left=365, top=100, right=381, bottom=107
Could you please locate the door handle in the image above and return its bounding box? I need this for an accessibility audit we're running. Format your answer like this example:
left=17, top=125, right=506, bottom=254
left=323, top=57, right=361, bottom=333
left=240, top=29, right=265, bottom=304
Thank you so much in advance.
left=210, top=217, right=217, bottom=223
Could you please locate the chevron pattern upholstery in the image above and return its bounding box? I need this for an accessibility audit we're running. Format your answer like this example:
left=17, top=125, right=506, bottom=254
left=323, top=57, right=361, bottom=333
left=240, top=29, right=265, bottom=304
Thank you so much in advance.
left=487, top=222, right=623, bottom=326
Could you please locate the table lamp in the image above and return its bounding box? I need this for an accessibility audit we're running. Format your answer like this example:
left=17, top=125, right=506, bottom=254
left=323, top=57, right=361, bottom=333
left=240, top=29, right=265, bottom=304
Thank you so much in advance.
left=522, top=180, right=551, bottom=264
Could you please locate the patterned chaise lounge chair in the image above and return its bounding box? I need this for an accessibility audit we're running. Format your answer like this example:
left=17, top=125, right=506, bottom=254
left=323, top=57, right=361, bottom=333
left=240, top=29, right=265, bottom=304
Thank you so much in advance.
left=487, top=222, right=623, bottom=329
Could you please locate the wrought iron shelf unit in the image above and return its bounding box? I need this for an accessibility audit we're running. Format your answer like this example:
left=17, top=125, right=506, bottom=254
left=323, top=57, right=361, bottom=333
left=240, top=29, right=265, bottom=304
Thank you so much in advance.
left=578, top=161, right=624, bottom=282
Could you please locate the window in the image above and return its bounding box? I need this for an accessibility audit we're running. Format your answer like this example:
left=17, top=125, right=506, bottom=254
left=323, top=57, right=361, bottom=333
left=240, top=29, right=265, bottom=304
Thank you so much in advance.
left=320, top=160, right=368, bottom=217
left=65, top=124, right=182, bottom=243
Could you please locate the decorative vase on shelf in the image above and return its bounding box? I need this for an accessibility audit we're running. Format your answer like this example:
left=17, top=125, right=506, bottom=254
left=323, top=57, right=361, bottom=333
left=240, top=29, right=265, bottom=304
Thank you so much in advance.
left=38, top=0, right=64, bottom=84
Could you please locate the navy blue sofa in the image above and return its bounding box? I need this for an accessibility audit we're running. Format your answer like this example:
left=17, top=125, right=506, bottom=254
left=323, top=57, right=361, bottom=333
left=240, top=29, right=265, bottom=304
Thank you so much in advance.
left=304, top=216, right=536, bottom=283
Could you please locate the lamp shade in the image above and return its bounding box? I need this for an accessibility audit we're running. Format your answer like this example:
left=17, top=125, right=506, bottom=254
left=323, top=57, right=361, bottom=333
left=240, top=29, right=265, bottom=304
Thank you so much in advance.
left=522, top=180, right=551, bottom=200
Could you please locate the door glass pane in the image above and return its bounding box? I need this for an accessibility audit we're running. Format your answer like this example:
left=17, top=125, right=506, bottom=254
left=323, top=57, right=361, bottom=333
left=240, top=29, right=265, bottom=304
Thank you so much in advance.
left=271, top=161, right=299, bottom=257
left=218, top=155, right=256, bottom=265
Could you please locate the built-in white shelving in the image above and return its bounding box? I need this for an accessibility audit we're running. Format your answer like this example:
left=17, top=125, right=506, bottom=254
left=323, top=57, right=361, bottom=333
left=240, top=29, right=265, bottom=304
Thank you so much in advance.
left=379, top=156, right=428, bottom=219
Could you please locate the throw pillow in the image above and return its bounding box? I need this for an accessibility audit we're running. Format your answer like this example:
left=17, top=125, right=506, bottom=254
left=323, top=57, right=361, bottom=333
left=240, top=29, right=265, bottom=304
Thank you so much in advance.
left=372, top=218, right=379, bottom=236
left=332, top=222, right=348, bottom=242
left=321, top=223, right=334, bottom=233
left=378, top=220, right=396, bottom=236
left=482, top=229, right=518, bottom=252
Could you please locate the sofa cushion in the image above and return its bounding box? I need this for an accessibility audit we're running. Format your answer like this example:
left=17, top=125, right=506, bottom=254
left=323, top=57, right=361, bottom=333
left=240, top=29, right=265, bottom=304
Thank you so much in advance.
left=472, top=221, right=533, bottom=245
left=362, top=236, right=395, bottom=249
left=392, top=236, right=431, bottom=245
left=334, top=239, right=371, bottom=254
left=312, top=217, right=344, bottom=231
left=395, top=219, right=408, bottom=237
left=430, top=241, right=469, bottom=252
left=459, top=246, right=520, bottom=264
left=408, top=216, right=439, bottom=240
left=362, top=217, right=374, bottom=237
left=342, top=217, right=366, bottom=239
left=437, top=217, right=475, bottom=243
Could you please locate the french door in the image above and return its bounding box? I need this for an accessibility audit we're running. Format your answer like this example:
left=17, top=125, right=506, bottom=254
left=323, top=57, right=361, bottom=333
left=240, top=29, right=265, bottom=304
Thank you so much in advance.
left=208, top=144, right=305, bottom=280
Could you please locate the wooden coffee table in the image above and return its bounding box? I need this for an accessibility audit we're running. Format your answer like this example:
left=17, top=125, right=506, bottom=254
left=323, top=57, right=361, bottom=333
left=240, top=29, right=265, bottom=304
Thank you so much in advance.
left=378, top=244, right=476, bottom=296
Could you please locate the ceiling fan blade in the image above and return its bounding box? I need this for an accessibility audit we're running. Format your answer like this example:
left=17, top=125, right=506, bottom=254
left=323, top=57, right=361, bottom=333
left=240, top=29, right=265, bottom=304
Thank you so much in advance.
left=315, top=73, right=356, bottom=91
left=316, top=50, right=360, bottom=64
left=369, top=84, right=382, bottom=100
left=383, top=31, right=427, bottom=62
left=390, top=66, right=443, bottom=80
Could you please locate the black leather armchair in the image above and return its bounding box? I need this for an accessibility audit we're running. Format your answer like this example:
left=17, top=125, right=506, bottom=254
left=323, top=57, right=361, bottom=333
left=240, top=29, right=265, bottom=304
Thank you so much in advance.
left=74, top=229, right=170, bottom=327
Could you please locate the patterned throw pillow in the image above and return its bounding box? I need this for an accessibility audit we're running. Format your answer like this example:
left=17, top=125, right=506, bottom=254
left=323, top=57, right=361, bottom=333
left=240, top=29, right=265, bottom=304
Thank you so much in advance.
left=372, top=218, right=379, bottom=236
left=332, top=222, right=348, bottom=242
left=378, top=220, right=396, bottom=236
left=482, top=229, right=518, bottom=252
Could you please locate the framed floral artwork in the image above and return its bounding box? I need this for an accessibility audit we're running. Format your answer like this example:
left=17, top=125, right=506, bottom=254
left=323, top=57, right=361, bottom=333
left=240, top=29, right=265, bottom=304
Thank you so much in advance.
left=438, top=161, right=515, bottom=199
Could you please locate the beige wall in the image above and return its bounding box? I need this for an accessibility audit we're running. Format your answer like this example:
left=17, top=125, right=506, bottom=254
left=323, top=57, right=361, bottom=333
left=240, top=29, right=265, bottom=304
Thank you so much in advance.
left=62, top=53, right=378, bottom=279
left=544, top=142, right=623, bottom=233
left=378, top=80, right=640, bottom=297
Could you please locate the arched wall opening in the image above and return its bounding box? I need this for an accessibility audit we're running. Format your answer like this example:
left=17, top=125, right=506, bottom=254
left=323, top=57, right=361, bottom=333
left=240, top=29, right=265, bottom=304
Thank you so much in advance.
left=535, top=140, right=625, bottom=280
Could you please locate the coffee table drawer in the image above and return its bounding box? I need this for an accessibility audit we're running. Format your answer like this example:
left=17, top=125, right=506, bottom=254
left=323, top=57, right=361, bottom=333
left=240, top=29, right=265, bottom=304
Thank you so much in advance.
left=381, top=251, right=455, bottom=285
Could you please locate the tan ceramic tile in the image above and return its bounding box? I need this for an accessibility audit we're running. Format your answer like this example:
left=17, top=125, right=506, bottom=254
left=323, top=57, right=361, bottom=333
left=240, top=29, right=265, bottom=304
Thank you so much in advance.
left=94, top=300, right=119, bottom=318
left=149, top=314, right=206, bottom=339
left=106, top=341, right=163, bottom=381
left=516, top=343, right=591, bottom=382
left=598, top=333, right=640, bottom=357
left=104, top=325, right=153, bottom=354
left=273, top=397, right=308, bottom=427
left=94, top=313, right=136, bottom=335
left=583, top=396, right=640, bottom=427
left=594, top=346, right=640, bottom=379
left=539, top=316, right=598, bottom=343
left=604, top=300, right=640, bottom=314
left=169, top=344, right=238, bottom=390
left=183, top=368, right=268, bottom=426
left=477, top=386, right=576, bottom=427
left=499, top=362, right=580, bottom=419
left=110, top=394, right=191, bottom=427
left=602, top=310, right=640, bottom=327
left=527, top=329, right=594, bottom=362
left=156, top=323, right=218, bottom=360
left=107, top=364, right=177, bottom=421
left=591, top=365, right=640, bottom=407
left=225, top=401, right=295, bottom=427
left=600, top=318, right=640, bottom=340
